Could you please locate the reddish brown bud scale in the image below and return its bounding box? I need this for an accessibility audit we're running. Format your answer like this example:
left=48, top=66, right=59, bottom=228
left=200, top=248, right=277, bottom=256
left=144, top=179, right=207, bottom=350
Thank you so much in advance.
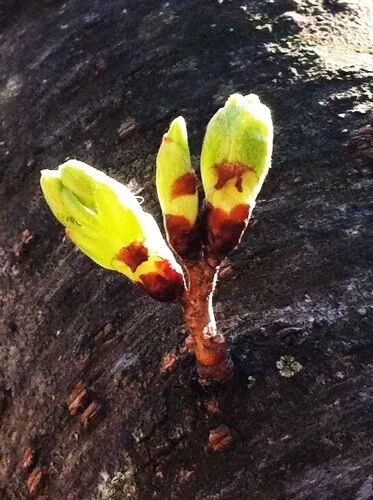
left=171, top=171, right=197, bottom=198
left=203, top=202, right=250, bottom=260
left=209, top=425, right=233, bottom=452
left=67, top=381, right=89, bottom=416
left=214, top=163, right=249, bottom=192
left=26, top=468, right=45, bottom=497
left=20, top=447, right=36, bottom=472
left=117, top=242, right=149, bottom=273
left=81, top=401, right=102, bottom=428
left=139, top=275, right=175, bottom=302
left=166, top=214, right=192, bottom=236
left=140, top=260, right=184, bottom=302
left=165, top=214, right=200, bottom=258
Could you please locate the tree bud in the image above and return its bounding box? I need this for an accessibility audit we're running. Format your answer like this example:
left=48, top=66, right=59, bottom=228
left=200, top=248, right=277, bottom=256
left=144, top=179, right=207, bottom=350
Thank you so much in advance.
left=156, top=117, right=200, bottom=258
left=41, top=160, right=185, bottom=301
left=200, top=94, right=273, bottom=260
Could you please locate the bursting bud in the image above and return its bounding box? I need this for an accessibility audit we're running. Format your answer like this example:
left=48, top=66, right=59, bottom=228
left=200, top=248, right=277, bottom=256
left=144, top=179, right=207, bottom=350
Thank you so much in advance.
left=40, top=160, right=185, bottom=301
left=201, top=93, right=273, bottom=261
left=156, top=117, right=200, bottom=259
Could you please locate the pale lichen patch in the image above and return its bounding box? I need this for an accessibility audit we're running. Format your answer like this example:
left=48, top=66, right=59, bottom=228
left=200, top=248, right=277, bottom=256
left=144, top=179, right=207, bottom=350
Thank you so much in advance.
left=97, top=454, right=138, bottom=500
left=276, top=355, right=303, bottom=378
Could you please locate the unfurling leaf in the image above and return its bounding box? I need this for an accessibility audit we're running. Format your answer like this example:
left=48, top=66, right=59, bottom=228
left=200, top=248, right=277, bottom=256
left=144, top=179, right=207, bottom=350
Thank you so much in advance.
left=40, top=160, right=185, bottom=301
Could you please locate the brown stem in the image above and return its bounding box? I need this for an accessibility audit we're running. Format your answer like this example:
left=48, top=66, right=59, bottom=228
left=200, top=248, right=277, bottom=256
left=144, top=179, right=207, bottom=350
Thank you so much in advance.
left=183, top=258, right=233, bottom=383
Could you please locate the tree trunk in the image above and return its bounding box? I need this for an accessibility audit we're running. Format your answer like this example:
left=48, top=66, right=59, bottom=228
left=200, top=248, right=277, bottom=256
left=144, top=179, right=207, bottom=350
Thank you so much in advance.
left=1, top=0, right=372, bottom=499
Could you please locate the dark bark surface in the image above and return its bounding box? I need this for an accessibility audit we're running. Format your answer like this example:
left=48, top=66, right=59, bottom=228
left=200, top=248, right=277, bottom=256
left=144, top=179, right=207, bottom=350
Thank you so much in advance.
left=1, top=0, right=373, bottom=498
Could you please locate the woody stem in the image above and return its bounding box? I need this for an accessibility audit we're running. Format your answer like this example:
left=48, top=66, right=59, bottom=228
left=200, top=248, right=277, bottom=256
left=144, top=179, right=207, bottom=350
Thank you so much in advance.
left=183, top=259, right=233, bottom=383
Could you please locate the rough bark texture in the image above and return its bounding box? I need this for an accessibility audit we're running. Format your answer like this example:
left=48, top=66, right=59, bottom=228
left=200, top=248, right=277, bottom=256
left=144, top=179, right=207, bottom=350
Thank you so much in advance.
left=1, top=0, right=373, bottom=499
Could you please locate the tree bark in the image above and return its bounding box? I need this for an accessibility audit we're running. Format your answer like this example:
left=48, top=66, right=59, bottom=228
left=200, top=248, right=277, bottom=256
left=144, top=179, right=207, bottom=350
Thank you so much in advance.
left=1, top=0, right=373, bottom=499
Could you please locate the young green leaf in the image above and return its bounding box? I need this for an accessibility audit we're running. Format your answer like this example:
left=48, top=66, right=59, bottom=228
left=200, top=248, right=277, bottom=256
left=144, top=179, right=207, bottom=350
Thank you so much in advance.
left=41, top=160, right=185, bottom=301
